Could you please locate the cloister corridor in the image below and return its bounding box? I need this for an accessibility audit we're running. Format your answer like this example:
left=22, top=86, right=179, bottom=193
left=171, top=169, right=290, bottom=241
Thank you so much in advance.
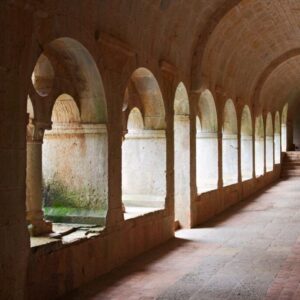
left=64, top=177, right=300, bottom=300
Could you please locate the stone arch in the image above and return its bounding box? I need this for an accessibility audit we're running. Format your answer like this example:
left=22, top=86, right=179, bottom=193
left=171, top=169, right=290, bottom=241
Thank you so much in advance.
left=128, top=67, right=166, bottom=130
left=27, top=96, right=35, bottom=120
left=191, top=0, right=243, bottom=90
left=40, top=37, right=107, bottom=124
left=198, top=89, right=218, bottom=133
left=122, top=68, right=166, bottom=214
left=223, top=99, right=238, bottom=135
left=197, top=89, right=218, bottom=192
left=174, top=82, right=190, bottom=115
left=174, top=82, right=190, bottom=228
left=42, top=91, right=108, bottom=226
left=266, top=113, right=274, bottom=171
left=222, top=99, right=238, bottom=186
left=274, top=111, right=281, bottom=163
left=31, top=54, right=55, bottom=97
left=51, top=94, right=81, bottom=124
left=241, top=105, right=253, bottom=180
left=127, top=107, right=144, bottom=131
left=254, top=49, right=300, bottom=105
left=255, top=115, right=265, bottom=177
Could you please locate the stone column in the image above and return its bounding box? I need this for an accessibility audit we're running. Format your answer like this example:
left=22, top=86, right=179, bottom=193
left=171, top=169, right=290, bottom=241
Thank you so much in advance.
left=252, top=117, right=256, bottom=179
left=218, top=131, right=223, bottom=189
left=26, top=121, right=52, bottom=236
left=237, top=123, right=242, bottom=183
left=264, top=118, right=267, bottom=174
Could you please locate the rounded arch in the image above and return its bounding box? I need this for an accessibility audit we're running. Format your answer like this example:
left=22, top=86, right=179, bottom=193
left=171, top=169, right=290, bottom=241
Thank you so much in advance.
left=27, top=96, right=34, bottom=120
left=241, top=105, right=252, bottom=136
left=31, top=54, right=55, bottom=97
left=174, top=82, right=189, bottom=115
left=274, top=111, right=281, bottom=164
left=223, top=99, right=237, bottom=135
left=198, top=89, right=218, bottom=133
left=275, top=111, right=280, bottom=134
left=42, top=37, right=107, bottom=124
left=174, top=82, right=190, bottom=227
left=127, top=107, right=144, bottom=131
left=126, top=68, right=166, bottom=130
left=222, top=99, right=238, bottom=186
left=266, top=113, right=274, bottom=171
left=241, top=105, right=253, bottom=180
left=266, top=113, right=273, bottom=137
left=282, top=103, right=288, bottom=124
left=51, top=94, right=81, bottom=124
left=255, top=115, right=265, bottom=138
left=255, top=115, right=265, bottom=177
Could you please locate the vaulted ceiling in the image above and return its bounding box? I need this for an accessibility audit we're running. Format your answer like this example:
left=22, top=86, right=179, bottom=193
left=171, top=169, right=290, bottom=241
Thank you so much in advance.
left=22, top=0, right=300, bottom=113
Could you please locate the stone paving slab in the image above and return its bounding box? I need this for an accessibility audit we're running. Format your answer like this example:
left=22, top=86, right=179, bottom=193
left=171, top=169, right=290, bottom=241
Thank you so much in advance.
left=64, top=178, right=300, bottom=300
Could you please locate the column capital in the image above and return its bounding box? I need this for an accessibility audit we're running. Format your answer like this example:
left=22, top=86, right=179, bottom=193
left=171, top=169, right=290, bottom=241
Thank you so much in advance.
left=27, top=120, right=51, bottom=143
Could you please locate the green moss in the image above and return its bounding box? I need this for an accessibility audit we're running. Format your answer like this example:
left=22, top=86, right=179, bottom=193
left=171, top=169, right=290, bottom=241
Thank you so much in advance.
left=44, top=206, right=107, bottom=226
left=43, top=180, right=107, bottom=210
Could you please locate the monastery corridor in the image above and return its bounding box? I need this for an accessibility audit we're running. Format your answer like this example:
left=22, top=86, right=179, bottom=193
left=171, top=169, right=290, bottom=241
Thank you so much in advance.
left=66, top=177, right=300, bottom=300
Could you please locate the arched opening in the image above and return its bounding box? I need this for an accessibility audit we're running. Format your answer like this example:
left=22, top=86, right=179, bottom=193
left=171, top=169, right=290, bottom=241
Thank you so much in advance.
left=31, top=54, right=55, bottom=97
left=266, top=113, right=274, bottom=172
left=196, top=90, right=218, bottom=192
left=222, top=99, right=238, bottom=186
left=174, top=82, right=190, bottom=228
left=122, top=68, right=166, bottom=217
left=26, top=38, right=108, bottom=236
left=255, top=115, right=265, bottom=177
left=282, top=103, right=288, bottom=152
left=241, top=105, right=253, bottom=180
left=43, top=94, right=108, bottom=225
left=274, top=111, right=281, bottom=164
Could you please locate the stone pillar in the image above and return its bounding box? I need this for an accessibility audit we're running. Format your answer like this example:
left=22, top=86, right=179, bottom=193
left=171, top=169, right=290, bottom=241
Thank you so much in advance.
left=26, top=121, right=52, bottom=236
left=218, top=131, right=223, bottom=189
left=264, top=117, right=267, bottom=174
left=237, top=122, right=242, bottom=183
left=252, top=116, right=256, bottom=179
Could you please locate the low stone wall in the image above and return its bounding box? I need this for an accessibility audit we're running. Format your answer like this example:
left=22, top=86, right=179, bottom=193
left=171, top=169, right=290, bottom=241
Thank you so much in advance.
left=192, top=165, right=281, bottom=227
left=26, top=166, right=281, bottom=299
left=26, top=210, right=173, bottom=300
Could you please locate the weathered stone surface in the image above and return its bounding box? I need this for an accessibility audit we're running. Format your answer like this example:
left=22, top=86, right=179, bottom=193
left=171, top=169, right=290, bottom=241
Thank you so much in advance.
left=2, top=1, right=300, bottom=299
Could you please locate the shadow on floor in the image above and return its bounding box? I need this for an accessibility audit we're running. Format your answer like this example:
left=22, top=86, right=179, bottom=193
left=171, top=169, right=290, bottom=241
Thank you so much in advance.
left=62, top=179, right=284, bottom=299
left=61, top=237, right=193, bottom=299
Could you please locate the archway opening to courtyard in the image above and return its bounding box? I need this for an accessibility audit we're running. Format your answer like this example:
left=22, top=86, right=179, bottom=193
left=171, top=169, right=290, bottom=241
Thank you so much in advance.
left=196, top=89, right=218, bottom=192
left=26, top=38, right=108, bottom=236
left=241, top=105, right=253, bottom=181
left=222, top=99, right=238, bottom=186
left=122, top=68, right=166, bottom=218
left=174, top=82, right=190, bottom=228
left=274, top=111, right=281, bottom=164
left=266, top=113, right=274, bottom=172
left=255, top=115, right=265, bottom=177
left=42, top=94, right=108, bottom=225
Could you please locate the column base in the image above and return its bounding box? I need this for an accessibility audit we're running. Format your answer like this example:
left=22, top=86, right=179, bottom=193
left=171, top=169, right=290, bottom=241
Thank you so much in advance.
left=29, top=219, right=53, bottom=237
